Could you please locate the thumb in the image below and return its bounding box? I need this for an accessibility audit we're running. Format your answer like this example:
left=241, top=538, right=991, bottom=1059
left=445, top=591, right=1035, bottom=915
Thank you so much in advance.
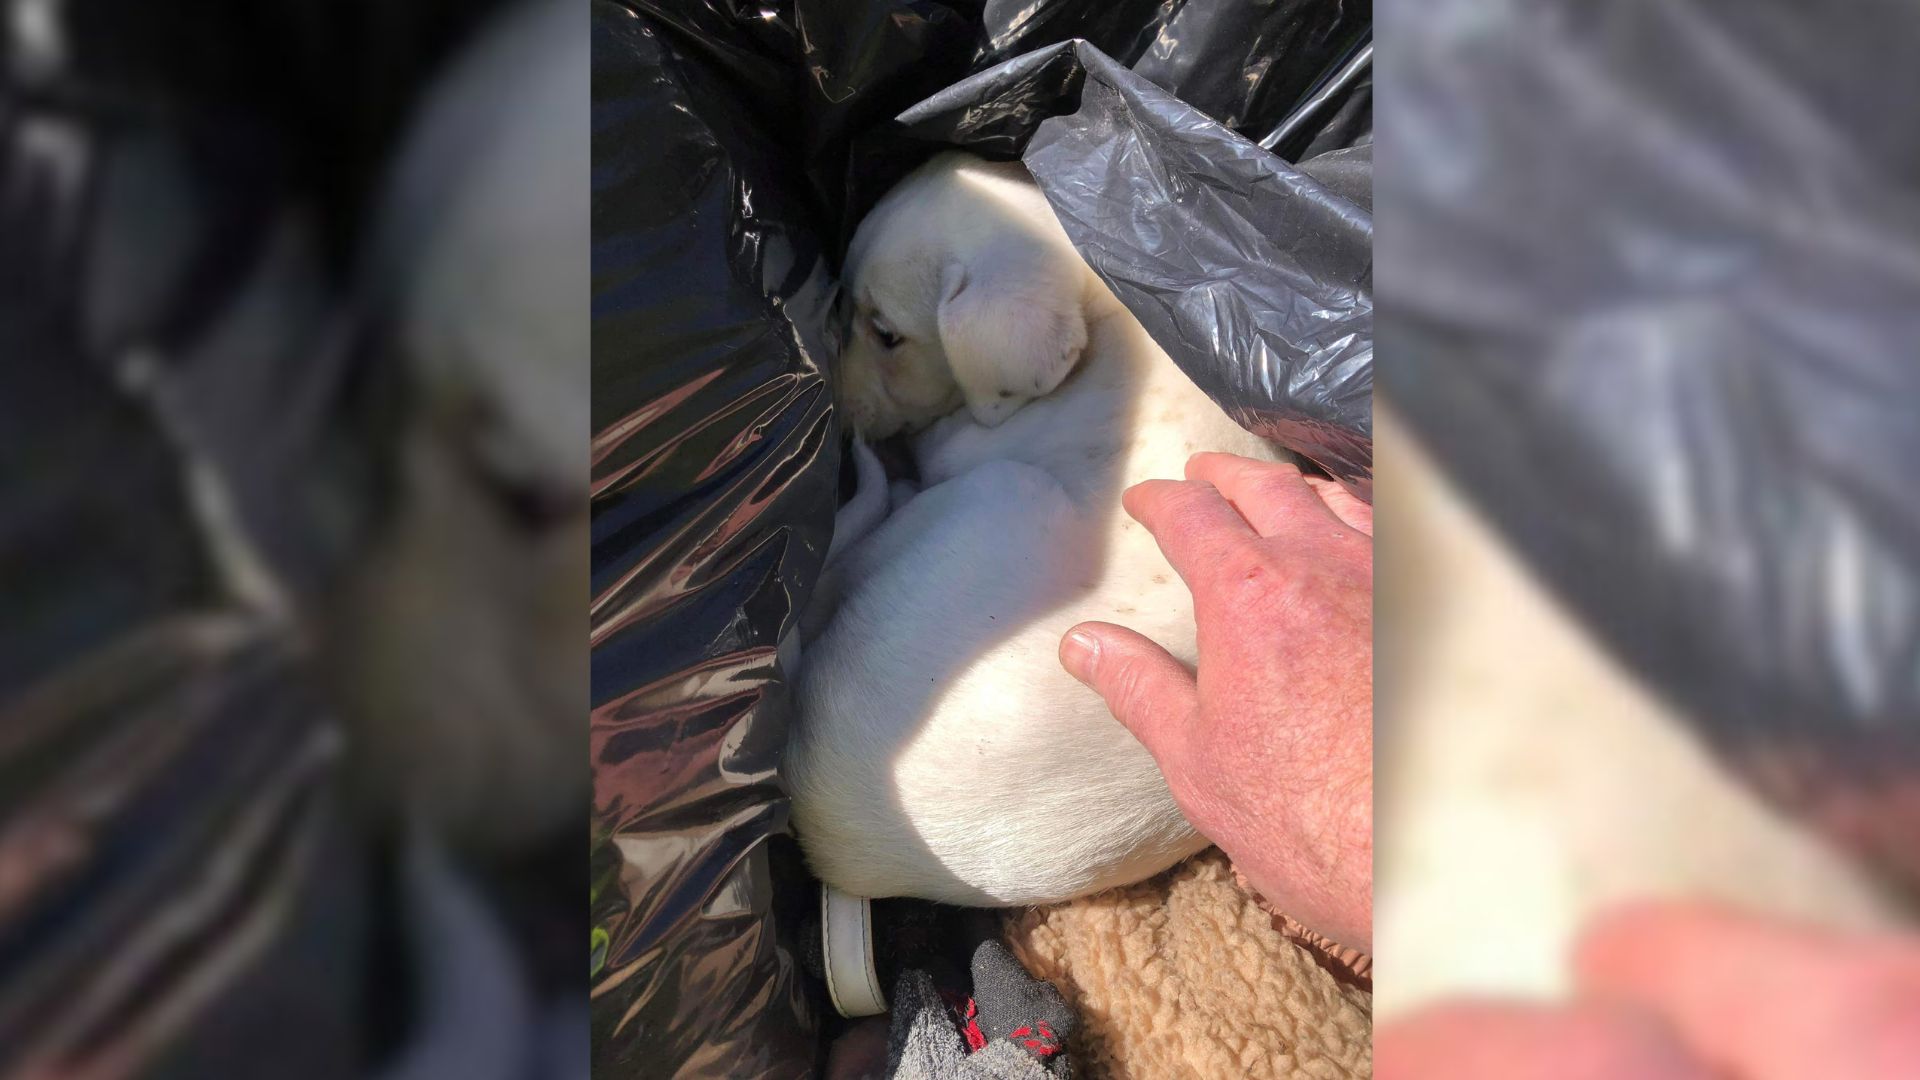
left=1059, top=622, right=1199, bottom=758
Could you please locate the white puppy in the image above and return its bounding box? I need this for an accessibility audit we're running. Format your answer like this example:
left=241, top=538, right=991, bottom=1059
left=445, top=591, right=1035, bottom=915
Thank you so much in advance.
left=789, top=152, right=1285, bottom=906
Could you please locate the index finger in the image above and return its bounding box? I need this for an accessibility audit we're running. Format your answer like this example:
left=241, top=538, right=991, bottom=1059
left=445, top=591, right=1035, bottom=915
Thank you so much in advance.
left=1575, top=902, right=1920, bottom=1079
left=1181, top=453, right=1342, bottom=538
left=1121, top=477, right=1257, bottom=589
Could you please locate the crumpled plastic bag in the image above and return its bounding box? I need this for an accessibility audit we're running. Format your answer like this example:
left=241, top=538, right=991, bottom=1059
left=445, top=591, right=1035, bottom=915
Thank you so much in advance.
left=593, top=1, right=1372, bottom=1074
left=1, top=1, right=581, bottom=1076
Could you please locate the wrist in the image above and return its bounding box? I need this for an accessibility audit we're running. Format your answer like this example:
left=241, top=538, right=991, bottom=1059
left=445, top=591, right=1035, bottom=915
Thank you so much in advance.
left=1248, top=739, right=1373, bottom=952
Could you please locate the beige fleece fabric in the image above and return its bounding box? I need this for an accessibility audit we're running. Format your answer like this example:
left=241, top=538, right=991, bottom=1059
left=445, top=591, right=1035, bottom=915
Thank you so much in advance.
left=1002, top=849, right=1371, bottom=1079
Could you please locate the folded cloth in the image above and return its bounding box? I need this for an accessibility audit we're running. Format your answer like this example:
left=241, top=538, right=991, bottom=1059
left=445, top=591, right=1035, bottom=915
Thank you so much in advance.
left=830, top=850, right=1371, bottom=1079
left=1231, top=865, right=1372, bottom=986
left=1003, top=848, right=1371, bottom=1080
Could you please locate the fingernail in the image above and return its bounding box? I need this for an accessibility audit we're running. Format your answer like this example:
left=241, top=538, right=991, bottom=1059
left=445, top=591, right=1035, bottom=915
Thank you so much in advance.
left=1061, top=629, right=1100, bottom=681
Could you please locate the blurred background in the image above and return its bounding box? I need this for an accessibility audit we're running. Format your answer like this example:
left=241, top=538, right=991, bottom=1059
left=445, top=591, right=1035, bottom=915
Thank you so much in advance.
left=0, top=1, right=585, bottom=1077
left=1374, top=0, right=1920, bottom=1025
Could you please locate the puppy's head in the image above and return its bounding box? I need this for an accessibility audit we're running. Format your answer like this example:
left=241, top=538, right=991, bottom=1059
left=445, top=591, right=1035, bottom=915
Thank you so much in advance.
left=836, top=164, right=1089, bottom=437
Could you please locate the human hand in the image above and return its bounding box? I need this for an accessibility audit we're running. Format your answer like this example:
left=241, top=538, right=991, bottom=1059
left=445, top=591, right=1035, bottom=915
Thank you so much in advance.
left=1058, top=453, right=1373, bottom=951
left=1376, top=902, right=1920, bottom=1078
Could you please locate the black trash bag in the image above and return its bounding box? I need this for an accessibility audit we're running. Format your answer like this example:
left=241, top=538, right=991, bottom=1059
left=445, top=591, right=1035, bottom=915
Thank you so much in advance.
left=594, top=2, right=1371, bottom=1075
left=1378, top=0, right=1920, bottom=889
left=590, top=13, right=838, bottom=1078
left=1, top=1, right=576, bottom=1077
left=830, top=40, right=1374, bottom=494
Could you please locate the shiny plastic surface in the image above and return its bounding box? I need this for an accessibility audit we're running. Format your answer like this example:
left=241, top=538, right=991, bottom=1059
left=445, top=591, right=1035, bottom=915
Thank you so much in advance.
left=0, top=1, right=384, bottom=1071
left=2, top=2, right=575, bottom=1077
left=1379, top=0, right=1920, bottom=887
left=1025, top=44, right=1374, bottom=493
left=594, top=1, right=1372, bottom=1075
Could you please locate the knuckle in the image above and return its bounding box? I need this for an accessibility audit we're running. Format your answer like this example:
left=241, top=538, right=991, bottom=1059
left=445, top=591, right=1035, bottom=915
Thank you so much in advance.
left=1106, top=659, right=1157, bottom=725
left=1212, top=545, right=1279, bottom=594
left=1165, top=500, right=1220, bottom=539
left=1257, top=466, right=1312, bottom=504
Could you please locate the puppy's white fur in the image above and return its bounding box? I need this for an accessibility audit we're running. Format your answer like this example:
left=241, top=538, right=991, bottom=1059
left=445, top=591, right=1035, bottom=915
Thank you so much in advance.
left=790, top=153, right=1283, bottom=906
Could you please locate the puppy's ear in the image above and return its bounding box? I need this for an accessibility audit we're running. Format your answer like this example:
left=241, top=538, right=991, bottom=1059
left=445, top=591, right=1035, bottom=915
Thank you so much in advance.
left=936, top=247, right=1087, bottom=427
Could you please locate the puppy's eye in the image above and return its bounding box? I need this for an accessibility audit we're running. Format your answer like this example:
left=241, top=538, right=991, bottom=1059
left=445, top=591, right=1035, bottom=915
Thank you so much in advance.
left=869, top=317, right=902, bottom=350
